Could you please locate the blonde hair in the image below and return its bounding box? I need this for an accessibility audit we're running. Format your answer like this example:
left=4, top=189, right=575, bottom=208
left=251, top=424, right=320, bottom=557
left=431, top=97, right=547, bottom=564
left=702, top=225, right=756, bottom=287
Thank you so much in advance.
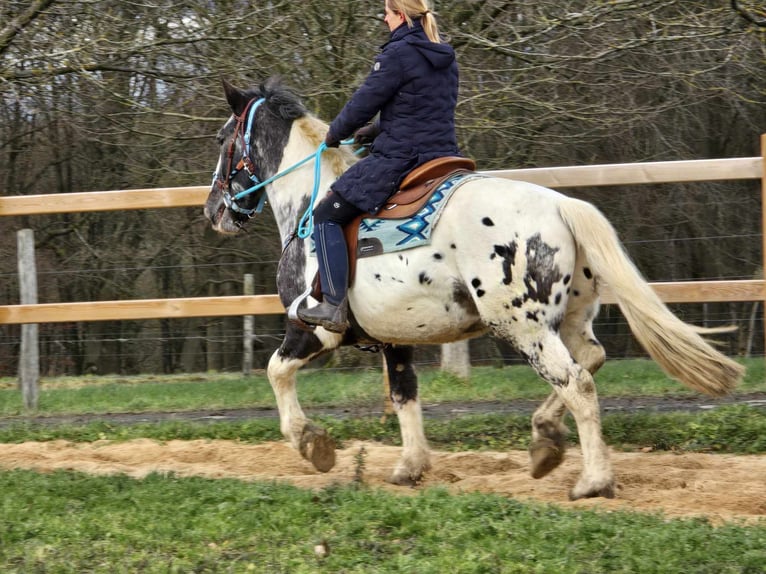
left=386, top=0, right=441, bottom=43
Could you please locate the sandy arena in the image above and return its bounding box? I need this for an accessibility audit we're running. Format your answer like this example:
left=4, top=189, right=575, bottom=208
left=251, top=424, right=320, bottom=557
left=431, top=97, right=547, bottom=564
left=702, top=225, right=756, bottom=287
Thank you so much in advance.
left=1, top=439, right=765, bottom=524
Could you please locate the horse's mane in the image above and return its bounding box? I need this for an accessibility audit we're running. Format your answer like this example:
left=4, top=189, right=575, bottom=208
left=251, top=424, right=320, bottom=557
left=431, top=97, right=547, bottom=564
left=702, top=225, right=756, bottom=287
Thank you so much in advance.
left=231, top=76, right=303, bottom=119
left=242, top=76, right=357, bottom=175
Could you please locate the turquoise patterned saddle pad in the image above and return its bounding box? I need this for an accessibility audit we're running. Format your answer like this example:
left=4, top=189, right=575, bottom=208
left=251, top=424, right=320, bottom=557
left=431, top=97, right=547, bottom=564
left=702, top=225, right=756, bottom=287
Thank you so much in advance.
left=356, top=173, right=483, bottom=258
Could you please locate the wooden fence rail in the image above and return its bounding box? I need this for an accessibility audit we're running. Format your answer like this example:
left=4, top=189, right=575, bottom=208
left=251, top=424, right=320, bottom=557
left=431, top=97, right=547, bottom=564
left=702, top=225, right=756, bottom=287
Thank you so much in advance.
left=1, top=137, right=764, bottom=326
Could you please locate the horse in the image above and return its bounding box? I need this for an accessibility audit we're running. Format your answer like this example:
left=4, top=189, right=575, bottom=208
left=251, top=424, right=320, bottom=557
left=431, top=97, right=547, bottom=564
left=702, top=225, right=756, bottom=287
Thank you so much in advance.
left=204, top=78, right=744, bottom=500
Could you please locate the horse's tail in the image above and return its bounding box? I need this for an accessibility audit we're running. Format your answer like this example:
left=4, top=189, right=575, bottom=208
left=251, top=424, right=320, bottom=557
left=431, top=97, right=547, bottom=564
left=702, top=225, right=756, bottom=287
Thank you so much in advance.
left=558, top=197, right=744, bottom=396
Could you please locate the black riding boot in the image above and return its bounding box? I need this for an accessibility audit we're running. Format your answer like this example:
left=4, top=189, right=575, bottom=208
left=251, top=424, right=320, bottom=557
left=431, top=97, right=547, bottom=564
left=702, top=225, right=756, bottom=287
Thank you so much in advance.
left=298, top=221, right=350, bottom=333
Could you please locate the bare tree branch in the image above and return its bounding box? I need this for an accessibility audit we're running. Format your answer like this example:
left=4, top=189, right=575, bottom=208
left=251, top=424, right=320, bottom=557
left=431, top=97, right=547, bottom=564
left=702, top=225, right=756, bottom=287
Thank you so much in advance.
left=0, top=0, right=56, bottom=57
left=731, top=0, right=766, bottom=27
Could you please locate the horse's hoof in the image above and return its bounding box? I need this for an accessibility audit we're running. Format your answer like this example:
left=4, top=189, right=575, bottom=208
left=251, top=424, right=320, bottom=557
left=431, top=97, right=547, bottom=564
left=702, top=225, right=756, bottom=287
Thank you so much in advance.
left=569, top=480, right=616, bottom=500
left=529, top=438, right=566, bottom=479
left=299, top=423, right=336, bottom=473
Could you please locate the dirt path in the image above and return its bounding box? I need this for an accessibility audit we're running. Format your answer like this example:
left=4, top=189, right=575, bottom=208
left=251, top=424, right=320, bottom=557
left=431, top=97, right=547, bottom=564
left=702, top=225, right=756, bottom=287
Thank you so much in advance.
left=1, top=439, right=765, bottom=524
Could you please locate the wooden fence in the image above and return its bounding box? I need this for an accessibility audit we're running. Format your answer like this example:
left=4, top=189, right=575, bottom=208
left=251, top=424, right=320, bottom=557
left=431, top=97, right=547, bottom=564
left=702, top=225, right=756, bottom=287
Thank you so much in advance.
left=1, top=136, right=764, bottom=325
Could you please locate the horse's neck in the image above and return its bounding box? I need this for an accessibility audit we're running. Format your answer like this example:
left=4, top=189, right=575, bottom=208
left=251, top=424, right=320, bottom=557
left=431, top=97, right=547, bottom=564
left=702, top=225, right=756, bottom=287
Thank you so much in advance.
left=269, top=117, right=353, bottom=244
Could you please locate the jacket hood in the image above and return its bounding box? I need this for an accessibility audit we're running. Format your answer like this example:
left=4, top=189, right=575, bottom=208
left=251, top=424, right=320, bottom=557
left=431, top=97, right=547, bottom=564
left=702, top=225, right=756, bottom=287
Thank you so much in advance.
left=406, top=38, right=455, bottom=69
left=388, top=20, right=455, bottom=69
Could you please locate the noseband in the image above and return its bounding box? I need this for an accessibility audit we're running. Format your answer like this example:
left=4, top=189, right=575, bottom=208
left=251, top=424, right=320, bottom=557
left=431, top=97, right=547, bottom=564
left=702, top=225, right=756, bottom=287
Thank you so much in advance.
left=212, top=97, right=268, bottom=217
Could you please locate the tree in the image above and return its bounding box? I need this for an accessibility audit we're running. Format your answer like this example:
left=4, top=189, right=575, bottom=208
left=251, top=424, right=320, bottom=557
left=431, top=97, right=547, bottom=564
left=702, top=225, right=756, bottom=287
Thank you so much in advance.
left=1, top=0, right=764, bottom=374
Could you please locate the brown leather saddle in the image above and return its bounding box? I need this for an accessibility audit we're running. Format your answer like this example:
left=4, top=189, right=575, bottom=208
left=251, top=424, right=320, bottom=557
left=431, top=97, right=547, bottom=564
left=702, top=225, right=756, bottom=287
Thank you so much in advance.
left=312, top=156, right=476, bottom=299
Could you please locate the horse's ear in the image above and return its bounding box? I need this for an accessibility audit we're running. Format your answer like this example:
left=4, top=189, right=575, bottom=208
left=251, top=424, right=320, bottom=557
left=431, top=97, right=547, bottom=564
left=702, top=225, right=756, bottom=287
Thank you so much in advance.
left=222, top=79, right=248, bottom=116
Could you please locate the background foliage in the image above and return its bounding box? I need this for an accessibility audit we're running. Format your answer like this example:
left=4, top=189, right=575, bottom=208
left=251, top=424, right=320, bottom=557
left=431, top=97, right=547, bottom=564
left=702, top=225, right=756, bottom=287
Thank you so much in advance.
left=1, top=1, right=765, bottom=375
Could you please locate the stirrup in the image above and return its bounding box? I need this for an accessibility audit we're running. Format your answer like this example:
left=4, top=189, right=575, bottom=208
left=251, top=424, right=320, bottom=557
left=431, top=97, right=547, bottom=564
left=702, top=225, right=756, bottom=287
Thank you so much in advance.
left=287, top=284, right=315, bottom=331
left=297, top=299, right=349, bottom=333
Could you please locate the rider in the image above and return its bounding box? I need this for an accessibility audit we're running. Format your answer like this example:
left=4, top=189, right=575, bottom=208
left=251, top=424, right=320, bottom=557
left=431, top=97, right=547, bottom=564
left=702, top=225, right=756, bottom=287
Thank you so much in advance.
left=298, top=0, right=462, bottom=333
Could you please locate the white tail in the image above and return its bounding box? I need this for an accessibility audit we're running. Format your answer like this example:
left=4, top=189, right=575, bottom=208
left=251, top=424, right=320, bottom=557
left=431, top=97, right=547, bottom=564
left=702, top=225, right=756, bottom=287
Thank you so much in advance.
left=558, top=198, right=744, bottom=396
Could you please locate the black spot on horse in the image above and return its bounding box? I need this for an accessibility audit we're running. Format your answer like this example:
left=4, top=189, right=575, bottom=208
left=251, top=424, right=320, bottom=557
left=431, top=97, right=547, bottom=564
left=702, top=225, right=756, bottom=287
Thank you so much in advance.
left=433, top=252, right=443, bottom=260
left=512, top=297, right=523, bottom=308
left=563, top=274, right=571, bottom=285
left=418, top=271, right=432, bottom=285
left=555, top=292, right=562, bottom=305
left=573, top=290, right=579, bottom=296
left=522, top=234, right=562, bottom=305
left=471, top=278, right=482, bottom=288
left=374, top=273, right=382, bottom=281
left=451, top=281, right=479, bottom=314
left=476, top=289, right=485, bottom=297
left=583, top=267, right=593, bottom=279
left=493, top=242, right=518, bottom=285
left=450, top=243, right=457, bottom=249
left=482, top=217, right=495, bottom=226
left=526, top=311, right=539, bottom=322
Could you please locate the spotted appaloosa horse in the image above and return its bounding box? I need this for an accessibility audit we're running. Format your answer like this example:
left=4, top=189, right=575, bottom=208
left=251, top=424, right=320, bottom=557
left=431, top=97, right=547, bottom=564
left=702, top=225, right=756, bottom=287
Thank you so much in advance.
left=204, top=78, right=743, bottom=500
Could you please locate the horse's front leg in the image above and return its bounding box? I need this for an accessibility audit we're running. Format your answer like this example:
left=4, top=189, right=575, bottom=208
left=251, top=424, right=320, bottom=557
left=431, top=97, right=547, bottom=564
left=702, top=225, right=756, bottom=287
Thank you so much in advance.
left=383, top=344, right=431, bottom=485
left=267, top=326, right=339, bottom=472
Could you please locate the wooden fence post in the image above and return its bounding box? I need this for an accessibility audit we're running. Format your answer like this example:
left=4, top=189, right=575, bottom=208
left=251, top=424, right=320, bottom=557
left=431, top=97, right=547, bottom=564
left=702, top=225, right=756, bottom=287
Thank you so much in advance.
left=761, top=134, right=766, bottom=356
left=17, top=229, right=39, bottom=410
left=441, top=340, right=470, bottom=379
left=243, top=273, right=254, bottom=376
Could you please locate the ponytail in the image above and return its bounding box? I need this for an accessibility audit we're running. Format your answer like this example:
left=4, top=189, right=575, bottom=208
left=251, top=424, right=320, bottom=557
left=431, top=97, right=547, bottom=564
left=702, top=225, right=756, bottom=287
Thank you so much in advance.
left=388, top=0, right=442, bottom=43
left=421, top=10, right=441, bottom=43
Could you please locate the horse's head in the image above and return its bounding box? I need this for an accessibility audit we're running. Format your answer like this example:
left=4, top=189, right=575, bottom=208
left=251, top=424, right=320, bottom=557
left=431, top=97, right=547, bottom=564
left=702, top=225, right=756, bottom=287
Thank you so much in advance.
left=204, top=78, right=306, bottom=234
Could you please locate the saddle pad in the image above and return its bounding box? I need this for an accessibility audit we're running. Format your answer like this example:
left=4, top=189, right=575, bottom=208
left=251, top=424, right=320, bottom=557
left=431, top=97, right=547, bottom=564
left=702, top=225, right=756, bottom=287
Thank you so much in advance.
left=356, top=173, right=484, bottom=258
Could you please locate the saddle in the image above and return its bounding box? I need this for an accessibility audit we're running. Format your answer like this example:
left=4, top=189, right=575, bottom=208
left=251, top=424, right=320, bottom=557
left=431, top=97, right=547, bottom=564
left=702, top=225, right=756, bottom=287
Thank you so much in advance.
left=312, top=156, right=476, bottom=299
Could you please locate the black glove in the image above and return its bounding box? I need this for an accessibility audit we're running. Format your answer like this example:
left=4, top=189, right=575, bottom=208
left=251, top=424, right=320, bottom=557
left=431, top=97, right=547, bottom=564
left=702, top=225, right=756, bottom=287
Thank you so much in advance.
left=354, top=122, right=380, bottom=146
left=324, top=133, right=340, bottom=148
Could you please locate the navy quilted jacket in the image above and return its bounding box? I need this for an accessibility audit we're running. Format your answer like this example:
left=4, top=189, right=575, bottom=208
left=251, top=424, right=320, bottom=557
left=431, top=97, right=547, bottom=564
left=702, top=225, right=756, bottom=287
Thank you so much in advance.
left=327, top=19, right=460, bottom=213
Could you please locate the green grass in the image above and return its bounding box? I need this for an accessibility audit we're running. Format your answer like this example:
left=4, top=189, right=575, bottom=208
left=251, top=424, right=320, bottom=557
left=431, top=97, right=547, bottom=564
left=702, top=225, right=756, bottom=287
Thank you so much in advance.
left=0, top=357, right=762, bottom=418
left=1, top=469, right=764, bottom=574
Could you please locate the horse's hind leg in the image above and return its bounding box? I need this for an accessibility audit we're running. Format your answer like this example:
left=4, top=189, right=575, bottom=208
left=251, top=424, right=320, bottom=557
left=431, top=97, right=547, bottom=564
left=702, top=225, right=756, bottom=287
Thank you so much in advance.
left=383, top=344, right=431, bottom=485
left=530, top=262, right=606, bottom=479
left=529, top=392, right=568, bottom=479
left=267, top=326, right=340, bottom=472
left=510, top=327, right=614, bottom=500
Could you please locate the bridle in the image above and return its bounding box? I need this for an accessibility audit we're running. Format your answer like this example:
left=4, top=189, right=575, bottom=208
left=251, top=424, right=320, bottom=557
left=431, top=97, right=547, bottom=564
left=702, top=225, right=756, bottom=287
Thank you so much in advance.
left=212, top=97, right=268, bottom=217
left=212, top=95, right=363, bottom=233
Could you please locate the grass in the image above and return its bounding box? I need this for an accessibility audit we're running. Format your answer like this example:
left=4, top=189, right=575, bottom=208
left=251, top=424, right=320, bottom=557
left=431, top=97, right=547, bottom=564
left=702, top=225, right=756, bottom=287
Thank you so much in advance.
left=0, top=357, right=762, bottom=418
left=1, top=469, right=765, bottom=574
